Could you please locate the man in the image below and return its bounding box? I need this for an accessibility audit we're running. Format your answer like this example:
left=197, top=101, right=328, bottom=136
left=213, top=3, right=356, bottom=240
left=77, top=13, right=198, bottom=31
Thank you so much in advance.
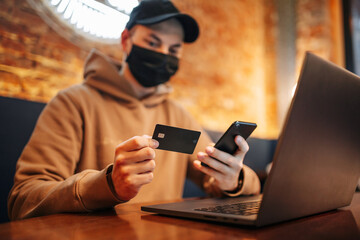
left=8, top=0, right=260, bottom=220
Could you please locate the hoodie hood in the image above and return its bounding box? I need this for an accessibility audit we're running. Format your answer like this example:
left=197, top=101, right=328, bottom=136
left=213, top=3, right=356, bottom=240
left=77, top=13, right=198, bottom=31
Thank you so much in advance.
left=83, top=49, right=172, bottom=108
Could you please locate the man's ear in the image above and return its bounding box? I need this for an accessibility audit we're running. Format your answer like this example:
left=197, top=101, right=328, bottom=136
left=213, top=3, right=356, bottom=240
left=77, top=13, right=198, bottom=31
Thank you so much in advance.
left=121, top=29, right=131, bottom=53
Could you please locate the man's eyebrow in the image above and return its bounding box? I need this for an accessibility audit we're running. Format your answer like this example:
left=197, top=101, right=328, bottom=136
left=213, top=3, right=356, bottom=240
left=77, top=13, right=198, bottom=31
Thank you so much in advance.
left=148, top=33, right=161, bottom=42
left=148, top=33, right=182, bottom=47
left=171, top=43, right=182, bottom=48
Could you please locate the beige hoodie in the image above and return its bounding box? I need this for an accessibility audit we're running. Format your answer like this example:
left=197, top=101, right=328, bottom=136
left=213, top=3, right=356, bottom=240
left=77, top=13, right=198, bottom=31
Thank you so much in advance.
left=8, top=50, right=260, bottom=220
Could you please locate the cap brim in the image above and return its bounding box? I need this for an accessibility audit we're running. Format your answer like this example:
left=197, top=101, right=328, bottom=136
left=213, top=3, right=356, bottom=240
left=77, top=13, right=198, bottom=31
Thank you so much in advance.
left=136, top=13, right=199, bottom=43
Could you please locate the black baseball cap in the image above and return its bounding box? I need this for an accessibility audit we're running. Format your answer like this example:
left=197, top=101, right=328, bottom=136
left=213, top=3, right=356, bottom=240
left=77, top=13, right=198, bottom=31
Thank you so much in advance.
left=125, top=0, right=199, bottom=43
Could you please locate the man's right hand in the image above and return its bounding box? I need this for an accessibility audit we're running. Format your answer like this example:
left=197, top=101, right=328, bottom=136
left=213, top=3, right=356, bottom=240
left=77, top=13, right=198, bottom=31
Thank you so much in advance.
left=111, top=136, right=159, bottom=201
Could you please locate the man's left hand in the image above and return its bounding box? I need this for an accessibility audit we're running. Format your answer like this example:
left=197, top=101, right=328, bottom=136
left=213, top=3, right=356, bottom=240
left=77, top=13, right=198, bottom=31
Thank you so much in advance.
left=193, top=135, right=249, bottom=192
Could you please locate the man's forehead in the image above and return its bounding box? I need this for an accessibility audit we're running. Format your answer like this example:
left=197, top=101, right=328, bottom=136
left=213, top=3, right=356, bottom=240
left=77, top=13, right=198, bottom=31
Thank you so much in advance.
left=132, top=19, right=185, bottom=40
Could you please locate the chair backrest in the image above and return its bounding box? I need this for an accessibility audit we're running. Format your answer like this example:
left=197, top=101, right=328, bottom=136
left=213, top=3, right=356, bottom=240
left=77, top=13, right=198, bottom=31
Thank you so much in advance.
left=0, top=96, right=46, bottom=223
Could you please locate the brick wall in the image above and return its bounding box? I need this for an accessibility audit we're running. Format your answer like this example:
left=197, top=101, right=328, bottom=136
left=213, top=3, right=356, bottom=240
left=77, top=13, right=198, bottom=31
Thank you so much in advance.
left=0, top=0, right=85, bottom=102
left=0, top=0, right=343, bottom=138
left=0, top=0, right=121, bottom=102
left=172, top=0, right=276, bottom=137
left=296, top=0, right=344, bottom=76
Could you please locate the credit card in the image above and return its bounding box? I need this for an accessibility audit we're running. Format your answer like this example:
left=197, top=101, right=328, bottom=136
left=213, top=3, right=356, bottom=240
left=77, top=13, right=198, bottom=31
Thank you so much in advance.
left=152, top=124, right=201, bottom=154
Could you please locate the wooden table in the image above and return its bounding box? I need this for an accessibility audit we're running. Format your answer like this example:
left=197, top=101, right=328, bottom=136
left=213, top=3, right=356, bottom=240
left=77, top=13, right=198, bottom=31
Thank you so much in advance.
left=1, top=193, right=359, bottom=240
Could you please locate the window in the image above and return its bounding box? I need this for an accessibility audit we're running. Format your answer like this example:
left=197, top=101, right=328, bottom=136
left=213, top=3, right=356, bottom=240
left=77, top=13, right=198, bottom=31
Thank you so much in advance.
left=27, top=0, right=138, bottom=44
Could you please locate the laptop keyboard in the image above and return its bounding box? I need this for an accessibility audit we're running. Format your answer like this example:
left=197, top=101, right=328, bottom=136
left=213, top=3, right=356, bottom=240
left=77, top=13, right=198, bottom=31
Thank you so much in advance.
left=194, top=200, right=261, bottom=216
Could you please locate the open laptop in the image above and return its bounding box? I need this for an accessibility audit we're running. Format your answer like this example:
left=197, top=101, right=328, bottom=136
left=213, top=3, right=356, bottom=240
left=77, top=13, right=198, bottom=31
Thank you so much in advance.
left=141, top=52, right=360, bottom=227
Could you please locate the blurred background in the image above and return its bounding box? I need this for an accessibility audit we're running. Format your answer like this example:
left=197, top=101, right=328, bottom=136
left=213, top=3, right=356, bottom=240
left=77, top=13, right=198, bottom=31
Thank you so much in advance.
left=0, top=0, right=359, bottom=139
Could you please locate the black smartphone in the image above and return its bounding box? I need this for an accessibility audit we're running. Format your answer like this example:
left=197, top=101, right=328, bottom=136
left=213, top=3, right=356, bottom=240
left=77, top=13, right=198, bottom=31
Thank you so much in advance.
left=201, top=121, right=257, bottom=167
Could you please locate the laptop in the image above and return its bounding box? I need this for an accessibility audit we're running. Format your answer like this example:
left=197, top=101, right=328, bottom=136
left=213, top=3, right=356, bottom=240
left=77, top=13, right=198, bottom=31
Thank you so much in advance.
left=141, top=52, right=360, bottom=227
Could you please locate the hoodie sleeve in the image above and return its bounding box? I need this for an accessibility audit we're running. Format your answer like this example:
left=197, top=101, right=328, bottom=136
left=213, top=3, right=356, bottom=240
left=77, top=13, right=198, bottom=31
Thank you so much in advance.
left=8, top=90, right=122, bottom=220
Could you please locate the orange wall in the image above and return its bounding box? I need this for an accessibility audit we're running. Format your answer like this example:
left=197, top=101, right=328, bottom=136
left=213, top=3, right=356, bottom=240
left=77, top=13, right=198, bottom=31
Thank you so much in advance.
left=296, top=0, right=344, bottom=77
left=171, top=0, right=278, bottom=138
left=0, top=0, right=344, bottom=139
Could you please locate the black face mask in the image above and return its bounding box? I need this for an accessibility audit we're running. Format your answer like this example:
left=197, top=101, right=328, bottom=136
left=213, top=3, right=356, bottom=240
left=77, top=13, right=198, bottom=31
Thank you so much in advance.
left=126, top=44, right=179, bottom=87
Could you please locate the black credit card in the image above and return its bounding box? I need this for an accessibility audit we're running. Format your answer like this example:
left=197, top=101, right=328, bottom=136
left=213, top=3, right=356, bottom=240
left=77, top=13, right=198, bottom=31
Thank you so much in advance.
left=152, top=124, right=201, bottom=154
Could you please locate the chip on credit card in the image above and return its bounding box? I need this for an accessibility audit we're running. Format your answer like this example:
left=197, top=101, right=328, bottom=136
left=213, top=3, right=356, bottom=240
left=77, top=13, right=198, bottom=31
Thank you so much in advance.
left=152, top=124, right=201, bottom=154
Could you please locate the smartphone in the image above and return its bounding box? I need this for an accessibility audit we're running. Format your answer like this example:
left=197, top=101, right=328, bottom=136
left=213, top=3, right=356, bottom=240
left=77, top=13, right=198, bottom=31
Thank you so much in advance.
left=201, top=121, right=257, bottom=167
